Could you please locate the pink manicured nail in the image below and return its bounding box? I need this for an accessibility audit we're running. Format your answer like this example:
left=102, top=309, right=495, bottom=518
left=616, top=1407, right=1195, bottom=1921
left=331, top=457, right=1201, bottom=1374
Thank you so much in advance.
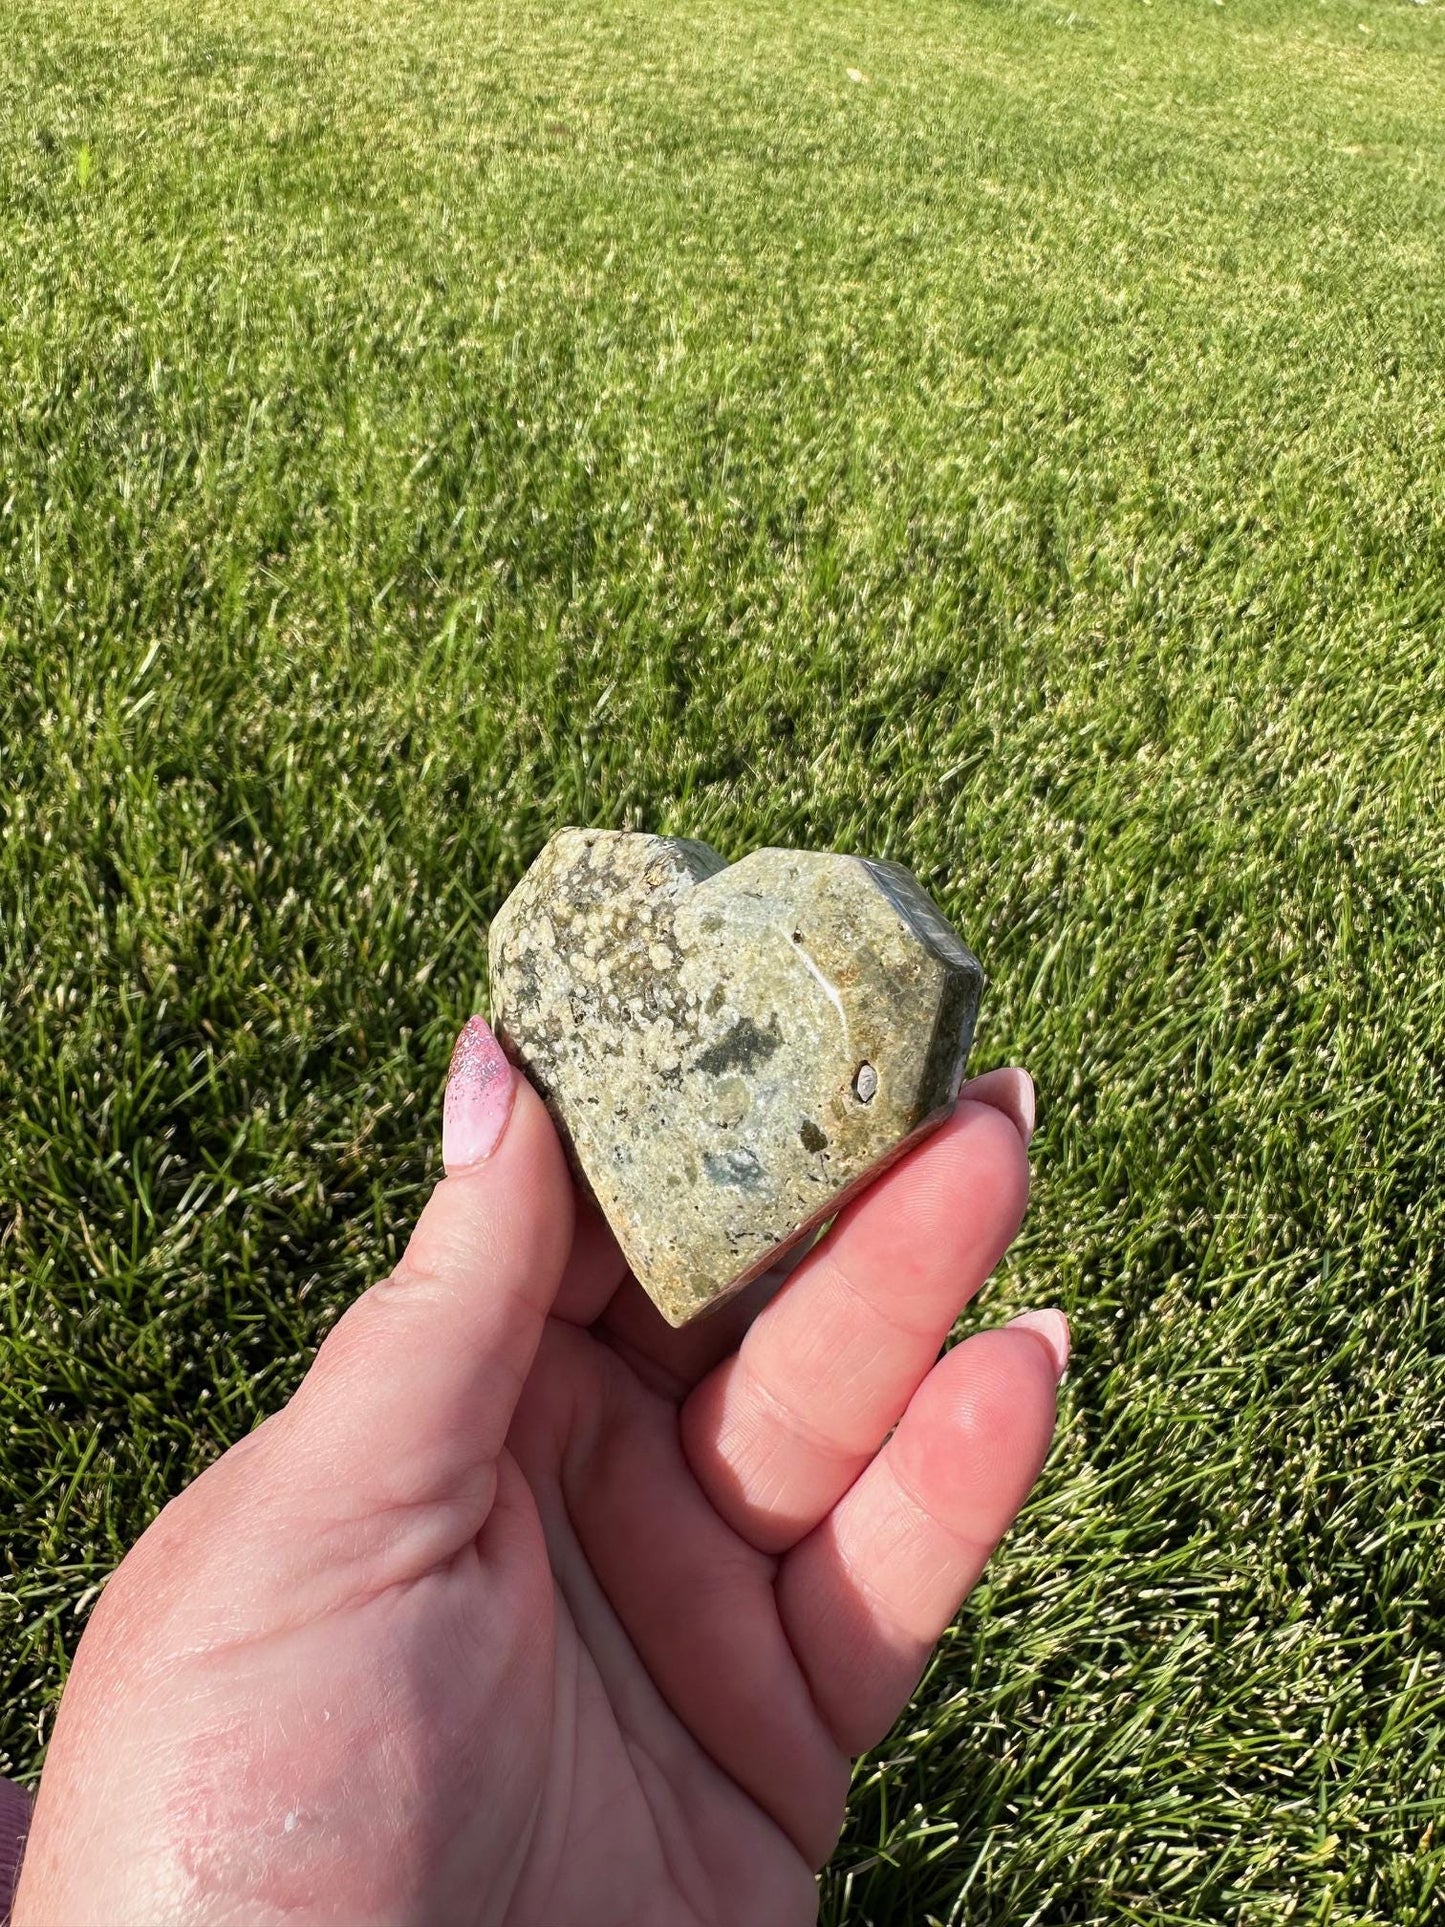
left=1007, top=1307, right=1071, bottom=1380
left=442, top=1017, right=517, bottom=1173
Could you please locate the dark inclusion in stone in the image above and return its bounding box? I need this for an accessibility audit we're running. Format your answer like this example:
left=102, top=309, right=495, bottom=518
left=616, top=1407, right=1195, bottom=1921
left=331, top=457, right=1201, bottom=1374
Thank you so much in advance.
left=703, top=1146, right=768, bottom=1189
left=694, top=1014, right=783, bottom=1076
left=488, top=828, right=985, bottom=1328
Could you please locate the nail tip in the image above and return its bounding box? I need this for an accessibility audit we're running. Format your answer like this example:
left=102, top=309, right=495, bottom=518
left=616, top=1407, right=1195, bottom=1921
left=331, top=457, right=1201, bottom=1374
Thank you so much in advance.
left=1006, top=1306, right=1070, bottom=1380
left=442, top=1014, right=517, bottom=1170
left=956, top=1063, right=1035, bottom=1148
left=1017, top=1069, right=1036, bottom=1144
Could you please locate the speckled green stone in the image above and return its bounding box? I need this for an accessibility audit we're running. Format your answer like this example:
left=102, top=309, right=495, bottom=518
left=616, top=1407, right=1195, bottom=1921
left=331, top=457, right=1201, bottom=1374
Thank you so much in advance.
left=488, top=829, right=984, bottom=1327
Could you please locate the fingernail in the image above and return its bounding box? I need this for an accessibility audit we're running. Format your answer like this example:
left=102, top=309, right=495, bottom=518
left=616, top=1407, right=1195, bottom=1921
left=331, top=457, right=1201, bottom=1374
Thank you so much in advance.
left=442, top=1017, right=517, bottom=1174
left=959, top=1065, right=1035, bottom=1147
left=1011, top=1069, right=1036, bottom=1146
left=1007, top=1307, right=1070, bottom=1381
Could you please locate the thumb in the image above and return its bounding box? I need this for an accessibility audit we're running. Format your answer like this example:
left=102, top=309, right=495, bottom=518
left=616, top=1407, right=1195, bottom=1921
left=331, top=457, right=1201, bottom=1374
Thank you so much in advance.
left=279, top=1017, right=574, bottom=1525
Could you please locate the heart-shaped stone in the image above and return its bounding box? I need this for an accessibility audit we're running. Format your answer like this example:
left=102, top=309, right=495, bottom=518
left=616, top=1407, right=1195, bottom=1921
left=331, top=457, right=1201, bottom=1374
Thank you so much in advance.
left=488, top=828, right=984, bottom=1326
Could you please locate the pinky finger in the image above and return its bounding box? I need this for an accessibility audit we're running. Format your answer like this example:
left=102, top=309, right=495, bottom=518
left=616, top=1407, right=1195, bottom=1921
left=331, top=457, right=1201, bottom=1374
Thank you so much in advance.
left=776, top=1312, right=1067, bottom=1757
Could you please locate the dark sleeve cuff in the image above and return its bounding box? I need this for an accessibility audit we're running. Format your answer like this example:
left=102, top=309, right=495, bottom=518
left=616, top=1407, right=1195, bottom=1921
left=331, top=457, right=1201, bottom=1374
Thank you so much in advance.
left=0, top=1776, right=33, bottom=1925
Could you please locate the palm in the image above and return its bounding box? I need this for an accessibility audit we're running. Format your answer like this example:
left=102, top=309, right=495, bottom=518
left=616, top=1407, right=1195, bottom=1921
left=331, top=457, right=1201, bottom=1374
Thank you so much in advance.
left=15, top=1067, right=1060, bottom=1927
left=481, top=1317, right=837, bottom=1926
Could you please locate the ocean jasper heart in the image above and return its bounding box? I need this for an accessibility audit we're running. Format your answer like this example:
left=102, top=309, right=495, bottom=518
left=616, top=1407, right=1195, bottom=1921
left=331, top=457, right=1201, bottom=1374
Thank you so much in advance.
left=487, top=828, right=984, bottom=1327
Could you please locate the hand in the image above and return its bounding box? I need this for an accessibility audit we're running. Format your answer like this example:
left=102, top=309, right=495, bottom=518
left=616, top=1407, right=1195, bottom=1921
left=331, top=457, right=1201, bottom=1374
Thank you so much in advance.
left=13, top=1019, right=1065, bottom=1927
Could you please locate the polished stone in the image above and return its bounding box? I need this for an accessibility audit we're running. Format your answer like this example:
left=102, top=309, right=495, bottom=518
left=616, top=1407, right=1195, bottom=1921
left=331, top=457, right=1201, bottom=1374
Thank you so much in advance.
left=488, top=828, right=984, bottom=1327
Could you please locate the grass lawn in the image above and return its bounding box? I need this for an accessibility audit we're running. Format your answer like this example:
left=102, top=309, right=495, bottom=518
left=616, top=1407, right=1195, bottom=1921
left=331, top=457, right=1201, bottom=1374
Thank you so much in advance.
left=2, top=0, right=1444, bottom=1918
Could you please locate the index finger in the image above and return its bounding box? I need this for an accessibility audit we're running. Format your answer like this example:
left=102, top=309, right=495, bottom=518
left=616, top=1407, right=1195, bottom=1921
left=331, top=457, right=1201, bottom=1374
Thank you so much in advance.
left=678, top=1070, right=1034, bottom=1554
